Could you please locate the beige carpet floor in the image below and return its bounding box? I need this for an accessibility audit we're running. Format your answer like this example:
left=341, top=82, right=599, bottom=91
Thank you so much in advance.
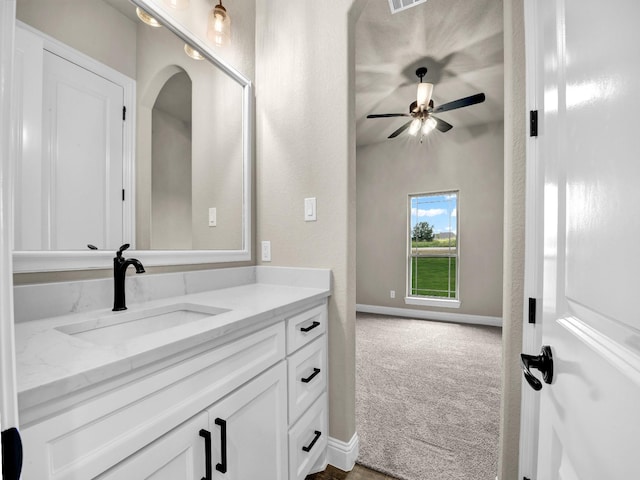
left=356, top=313, right=502, bottom=480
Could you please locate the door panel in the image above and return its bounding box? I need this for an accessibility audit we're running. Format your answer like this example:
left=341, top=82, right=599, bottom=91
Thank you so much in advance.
left=42, top=50, right=124, bottom=250
left=97, top=412, right=208, bottom=480
left=534, top=0, right=640, bottom=478
left=208, top=363, right=288, bottom=480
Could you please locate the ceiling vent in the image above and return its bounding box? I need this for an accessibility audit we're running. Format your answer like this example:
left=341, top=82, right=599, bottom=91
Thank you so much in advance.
left=388, top=0, right=428, bottom=14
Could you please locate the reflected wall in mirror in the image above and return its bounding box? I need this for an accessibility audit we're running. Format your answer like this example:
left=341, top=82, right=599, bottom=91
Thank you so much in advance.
left=14, top=0, right=245, bottom=255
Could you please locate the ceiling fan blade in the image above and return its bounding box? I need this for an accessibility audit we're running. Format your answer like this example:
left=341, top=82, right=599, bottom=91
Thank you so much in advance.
left=388, top=121, right=412, bottom=139
left=367, top=113, right=410, bottom=118
left=431, top=115, right=453, bottom=132
left=430, top=93, right=486, bottom=114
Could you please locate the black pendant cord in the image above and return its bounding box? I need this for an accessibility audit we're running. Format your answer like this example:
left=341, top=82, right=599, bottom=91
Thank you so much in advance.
left=1, top=427, right=23, bottom=480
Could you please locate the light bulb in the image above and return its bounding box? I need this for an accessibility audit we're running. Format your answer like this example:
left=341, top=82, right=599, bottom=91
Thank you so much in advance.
left=416, top=83, right=434, bottom=109
left=422, top=117, right=437, bottom=135
left=184, top=43, right=204, bottom=60
left=408, top=118, right=422, bottom=136
left=136, top=7, right=162, bottom=27
left=207, top=3, right=231, bottom=47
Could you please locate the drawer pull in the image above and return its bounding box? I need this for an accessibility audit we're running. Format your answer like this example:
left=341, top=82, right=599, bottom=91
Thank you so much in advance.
left=199, top=429, right=212, bottom=480
left=215, top=418, right=228, bottom=474
left=301, top=368, right=321, bottom=384
left=302, top=430, right=322, bottom=452
left=300, top=321, right=320, bottom=333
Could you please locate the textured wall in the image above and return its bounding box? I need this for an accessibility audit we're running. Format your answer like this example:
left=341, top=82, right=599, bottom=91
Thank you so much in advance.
left=356, top=123, right=504, bottom=318
left=16, top=0, right=137, bottom=78
left=498, top=0, right=525, bottom=478
left=255, top=0, right=358, bottom=443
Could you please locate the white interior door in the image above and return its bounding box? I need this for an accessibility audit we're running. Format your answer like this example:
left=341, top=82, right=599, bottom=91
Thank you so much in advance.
left=528, top=0, right=640, bottom=478
left=42, top=50, right=124, bottom=250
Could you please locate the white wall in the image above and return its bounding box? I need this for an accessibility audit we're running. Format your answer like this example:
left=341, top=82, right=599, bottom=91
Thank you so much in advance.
left=357, top=122, right=504, bottom=318
left=16, top=0, right=137, bottom=78
left=255, top=0, right=358, bottom=444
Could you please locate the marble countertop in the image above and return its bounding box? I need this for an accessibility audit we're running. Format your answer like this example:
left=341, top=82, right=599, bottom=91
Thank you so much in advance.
left=15, top=281, right=330, bottom=411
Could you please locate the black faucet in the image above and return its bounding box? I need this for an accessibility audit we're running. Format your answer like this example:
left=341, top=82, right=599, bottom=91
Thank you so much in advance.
left=113, top=244, right=145, bottom=311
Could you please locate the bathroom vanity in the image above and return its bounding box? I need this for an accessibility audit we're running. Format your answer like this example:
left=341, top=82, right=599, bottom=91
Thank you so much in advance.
left=14, top=267, right=330, bottom=480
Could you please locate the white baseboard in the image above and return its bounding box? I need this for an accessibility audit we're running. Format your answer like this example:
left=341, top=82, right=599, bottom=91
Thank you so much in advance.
left=356, top=304, right=502, bottom=327
left=324, top=432, right=359, bottom=472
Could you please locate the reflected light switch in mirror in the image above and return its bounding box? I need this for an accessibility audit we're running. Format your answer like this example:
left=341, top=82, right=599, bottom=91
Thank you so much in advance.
left=208, top=207, right=217, bottom=227
left=304, top=197, right=317, bottom=222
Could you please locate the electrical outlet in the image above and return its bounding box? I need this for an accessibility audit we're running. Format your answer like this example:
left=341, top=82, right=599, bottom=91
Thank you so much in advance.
left=390, top=290, right=395, bottom=298
left=261, top=241, right=271, bottom=262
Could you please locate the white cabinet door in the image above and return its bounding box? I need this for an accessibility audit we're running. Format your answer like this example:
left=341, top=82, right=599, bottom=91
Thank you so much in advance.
left=96, top=412, right=208, bottom=480
left=529, top=0, right=640, bottom=478
left=207, top=362, right=288, bottom=480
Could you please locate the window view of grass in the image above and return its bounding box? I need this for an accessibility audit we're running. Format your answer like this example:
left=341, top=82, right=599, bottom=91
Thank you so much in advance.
left=410, top=256, right=457, bottom=298
left=409, top=191, right=458, bottom=299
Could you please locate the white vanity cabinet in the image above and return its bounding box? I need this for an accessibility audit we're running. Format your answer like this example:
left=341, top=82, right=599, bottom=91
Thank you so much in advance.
left=97, top=363, right=287, bottom=480
left=19, top=300, right=328, bottom=480
left=285, top=304, right=329, bottom=480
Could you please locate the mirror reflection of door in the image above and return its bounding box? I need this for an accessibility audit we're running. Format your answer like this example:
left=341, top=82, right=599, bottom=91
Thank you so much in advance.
left=14, top=26, right=125, bottom=251
left=151, top=70, right=193, bottom=250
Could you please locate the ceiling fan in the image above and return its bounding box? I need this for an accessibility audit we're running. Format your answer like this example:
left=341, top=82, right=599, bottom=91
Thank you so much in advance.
left=367, top=67, right=486, bottom=140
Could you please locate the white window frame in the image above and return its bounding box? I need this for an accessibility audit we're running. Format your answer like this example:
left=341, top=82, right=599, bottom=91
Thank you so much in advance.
left=405, top=190, right=461, bottom=309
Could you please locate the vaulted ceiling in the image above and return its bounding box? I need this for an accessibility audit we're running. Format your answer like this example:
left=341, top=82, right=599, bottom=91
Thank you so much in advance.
left=355, top=0, right=504, bottom=147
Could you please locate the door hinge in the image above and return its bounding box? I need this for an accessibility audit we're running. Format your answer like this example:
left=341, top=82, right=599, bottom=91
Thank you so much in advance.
left=122, top=106, right=126, bottom=121
left=122, top=189, right=125, bottom=201
left=529, top=110, right=538, bottom=137
left=528, top=297, right=537, bottom=324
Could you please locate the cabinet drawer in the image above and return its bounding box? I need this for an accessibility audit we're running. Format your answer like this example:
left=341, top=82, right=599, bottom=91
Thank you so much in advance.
left=288, top=393, right=328, bottom=480
left=286, top=304, right=327, bottom=354
left=288, top=336, right=327, bottom=424
left=21, top=323, right=285, bottom=480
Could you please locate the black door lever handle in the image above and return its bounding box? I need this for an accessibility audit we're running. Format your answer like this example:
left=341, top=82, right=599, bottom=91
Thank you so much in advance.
left=520, top=345, right=554, bottom=391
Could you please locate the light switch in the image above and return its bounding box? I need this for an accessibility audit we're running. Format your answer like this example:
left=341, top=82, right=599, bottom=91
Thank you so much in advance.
left=304, top=197, right=317, bottom=222
left=261, top=240, right=271, bottom=262
left=208, top=207, right=217, bottom=227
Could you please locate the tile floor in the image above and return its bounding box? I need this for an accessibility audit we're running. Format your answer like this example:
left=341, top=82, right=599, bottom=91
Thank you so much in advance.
left=306, top=464, right=399, bottom=480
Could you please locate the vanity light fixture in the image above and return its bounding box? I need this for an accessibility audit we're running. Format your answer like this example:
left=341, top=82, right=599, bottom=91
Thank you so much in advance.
left=164, top=0, right=190, bottom=9
left=136, top=7, right=162, bottom=27
left=184, top=43, right=205, bottom=60
left=207, top=0, right=231, bottom=47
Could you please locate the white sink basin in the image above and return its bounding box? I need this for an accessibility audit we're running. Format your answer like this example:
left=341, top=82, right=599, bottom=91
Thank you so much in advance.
left=56, top=303, right=229, bottom=346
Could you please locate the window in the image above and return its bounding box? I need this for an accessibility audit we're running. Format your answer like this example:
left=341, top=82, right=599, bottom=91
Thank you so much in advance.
left=407, top=191, right=459, bottom=307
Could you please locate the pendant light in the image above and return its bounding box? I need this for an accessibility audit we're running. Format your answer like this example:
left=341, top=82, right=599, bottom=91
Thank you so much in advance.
left=136, top=7, right=162, bottom=27
left=184, top=43, right=205, bottom=60
left=207, top=0, right=231, bottom=47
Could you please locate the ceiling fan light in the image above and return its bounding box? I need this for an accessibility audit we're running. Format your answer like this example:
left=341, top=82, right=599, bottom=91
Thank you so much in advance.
left=408, top=118, right=422, bottom=136
left=417, top=83, right=434, bottom=109
left=422, top=116, right=437, bottom=135
left=136, top=7, right=162, bottom=27
left=207, top=2, right=231, bottom=47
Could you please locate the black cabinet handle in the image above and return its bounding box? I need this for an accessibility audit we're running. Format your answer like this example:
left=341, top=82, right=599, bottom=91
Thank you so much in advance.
left=300, top=321, right=320, bottom=333
left=520, top=345, right=554, bottom=391
left=215, top=418, right=228, bottom=474
left=302, top=430, right=322, bottom=452
left=301, top=368, right=321, bottom=384
left=199, top=429, right=212, bottom=480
